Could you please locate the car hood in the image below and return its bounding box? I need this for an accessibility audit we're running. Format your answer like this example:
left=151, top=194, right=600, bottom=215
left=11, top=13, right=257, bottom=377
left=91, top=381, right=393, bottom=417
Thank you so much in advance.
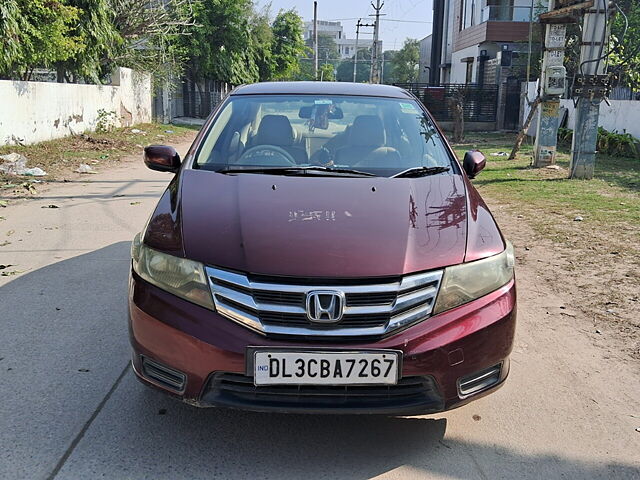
left=175, top=169, right=480, bottom=278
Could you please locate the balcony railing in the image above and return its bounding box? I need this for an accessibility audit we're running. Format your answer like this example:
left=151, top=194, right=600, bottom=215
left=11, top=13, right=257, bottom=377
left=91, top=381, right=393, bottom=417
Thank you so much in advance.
left=481, top=5, right=535, bottom=22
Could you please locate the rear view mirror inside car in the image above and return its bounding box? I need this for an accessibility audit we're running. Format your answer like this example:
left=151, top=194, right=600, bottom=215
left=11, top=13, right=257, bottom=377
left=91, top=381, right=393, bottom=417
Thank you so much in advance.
left=298, top=105, right=344, bottom=120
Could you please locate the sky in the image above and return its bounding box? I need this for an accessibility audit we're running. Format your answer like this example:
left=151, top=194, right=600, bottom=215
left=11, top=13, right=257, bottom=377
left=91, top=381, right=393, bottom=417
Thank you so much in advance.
left=255, top=0, right=434, bottom=51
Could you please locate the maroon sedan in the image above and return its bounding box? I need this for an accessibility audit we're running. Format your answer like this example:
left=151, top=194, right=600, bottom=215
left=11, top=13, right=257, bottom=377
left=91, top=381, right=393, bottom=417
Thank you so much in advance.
left=129, top=82, right=515, bottom=414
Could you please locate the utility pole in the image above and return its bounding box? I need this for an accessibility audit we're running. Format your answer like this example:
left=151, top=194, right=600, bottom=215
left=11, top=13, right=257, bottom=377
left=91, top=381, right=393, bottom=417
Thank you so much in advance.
left=569, top=0, right=610, bottom=178
left=354, top=19, right=361, bottom=83
left=533, top=1, right=567, bottom=167
left=313, top=1, right=318, bottom=80
left=353, top=19, right=374, bottom=83
left=369, top=0, right=384, bottom=84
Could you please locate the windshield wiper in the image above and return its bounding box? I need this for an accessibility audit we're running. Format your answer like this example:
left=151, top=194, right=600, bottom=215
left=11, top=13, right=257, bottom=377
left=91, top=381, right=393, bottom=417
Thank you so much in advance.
left=216, top=166, right=377, bottom=177
left=391, top=166, right=450, bottom=178
left=308, top=166, right=378, bottom=177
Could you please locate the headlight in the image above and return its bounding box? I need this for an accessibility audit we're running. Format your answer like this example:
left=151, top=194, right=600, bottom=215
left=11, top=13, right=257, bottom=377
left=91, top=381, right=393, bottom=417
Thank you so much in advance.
left=433, top=241, right=515, bottom=314
left=131, top=233, right=214, bottom=310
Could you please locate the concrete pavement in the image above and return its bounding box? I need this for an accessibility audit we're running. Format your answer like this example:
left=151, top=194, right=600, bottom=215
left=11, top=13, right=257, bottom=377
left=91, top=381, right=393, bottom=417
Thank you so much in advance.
left=0, top=137, right=638, bottom=479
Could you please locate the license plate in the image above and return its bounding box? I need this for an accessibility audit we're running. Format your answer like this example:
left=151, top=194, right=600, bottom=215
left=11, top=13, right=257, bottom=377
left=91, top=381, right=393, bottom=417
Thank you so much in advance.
left=253, top=350, right=401, bottom=386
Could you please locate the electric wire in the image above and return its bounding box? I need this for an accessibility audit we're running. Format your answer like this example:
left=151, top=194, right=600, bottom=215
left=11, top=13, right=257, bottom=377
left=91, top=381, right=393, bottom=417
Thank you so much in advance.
left=607, top=3, right=640, bottom=78
left=578, top=0, right=608, bottom=77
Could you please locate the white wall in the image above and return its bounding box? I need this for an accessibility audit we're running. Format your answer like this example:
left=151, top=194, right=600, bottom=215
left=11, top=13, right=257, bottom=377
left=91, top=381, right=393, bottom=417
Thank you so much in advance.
left=0, top=68, right=152, bottom=146
left=521, top=81, right=640, bottom=140
left=560, top=100, right=640, bottom=139
left=450, top=45, right=478, bottom=84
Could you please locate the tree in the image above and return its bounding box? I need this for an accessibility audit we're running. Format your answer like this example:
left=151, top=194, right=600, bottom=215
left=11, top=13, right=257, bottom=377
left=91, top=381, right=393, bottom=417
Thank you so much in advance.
left=0, top=0, right=22, bottom=77
left=609, top=0, right=640, bottom=89
left=250, top=6, right=275, bottom=81
left=109, top=0, right=197, bottom=85
left=391, top=39, right=420, bottom=83
left=55, top=0, right=123, bottom=83
left=381, top=50, right=398, bottom=84
left=293, top=33, right=339, bottom=80
left=270, top=9, right=306, bottom=80
left=447, top=88, right=466, bottom=142
left=180, top=0, right=257, bottom=84
left=292, top=59, right=315, bottom=81
left=312, top=33, right=339, bottom=64
left=563, top=1, right=640, bottom=89
left=0, top=0, right=83, bottom=80
left=336, top=47, right=371, bottom=82
left=318, top=63, right=335, bottom=81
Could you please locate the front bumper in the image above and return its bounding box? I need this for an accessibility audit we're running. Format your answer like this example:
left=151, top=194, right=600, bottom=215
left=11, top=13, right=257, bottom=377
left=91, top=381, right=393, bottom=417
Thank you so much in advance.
left=129, top=271, right=516, bottom=414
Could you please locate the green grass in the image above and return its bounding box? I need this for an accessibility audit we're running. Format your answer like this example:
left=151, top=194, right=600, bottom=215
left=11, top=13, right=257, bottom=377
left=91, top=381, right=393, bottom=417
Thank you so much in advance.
left=452, top=133, right=640, bottom=226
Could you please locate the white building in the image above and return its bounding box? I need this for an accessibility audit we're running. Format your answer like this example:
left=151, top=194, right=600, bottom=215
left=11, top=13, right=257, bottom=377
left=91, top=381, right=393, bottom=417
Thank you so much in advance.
left=303, top=20, right=377, bottom=60
left=430, top=0, right=544, bottom=85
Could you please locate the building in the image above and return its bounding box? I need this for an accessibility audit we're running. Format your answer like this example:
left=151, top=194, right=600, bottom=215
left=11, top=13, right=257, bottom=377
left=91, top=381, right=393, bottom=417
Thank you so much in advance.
left=303, top=20, right=377, bottom=60
left=430, top=0, right=543, bottom=85
left=418, top=35, right=433, bottom=83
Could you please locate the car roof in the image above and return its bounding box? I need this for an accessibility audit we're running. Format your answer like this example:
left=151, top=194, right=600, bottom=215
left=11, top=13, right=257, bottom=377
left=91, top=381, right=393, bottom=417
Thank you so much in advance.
left=231, top=81, right=413, bottom=99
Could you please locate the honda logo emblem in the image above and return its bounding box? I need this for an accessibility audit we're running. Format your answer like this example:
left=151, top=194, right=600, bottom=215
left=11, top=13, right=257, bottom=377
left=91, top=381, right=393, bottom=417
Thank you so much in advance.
left=305, top=290, right=345, bottom=323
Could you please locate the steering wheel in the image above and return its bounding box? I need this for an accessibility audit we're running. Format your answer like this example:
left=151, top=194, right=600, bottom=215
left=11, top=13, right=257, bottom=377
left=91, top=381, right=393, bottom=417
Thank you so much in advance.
left=310, top=146, right=333, bottom=166
left=236, top=145, right=296, bottom=166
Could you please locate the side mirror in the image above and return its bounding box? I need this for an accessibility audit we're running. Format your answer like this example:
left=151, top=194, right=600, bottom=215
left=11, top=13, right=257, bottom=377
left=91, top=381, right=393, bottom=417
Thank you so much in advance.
left=144, top=145, right=181, bottom=173
left=463, top=150, right=486, bottom=179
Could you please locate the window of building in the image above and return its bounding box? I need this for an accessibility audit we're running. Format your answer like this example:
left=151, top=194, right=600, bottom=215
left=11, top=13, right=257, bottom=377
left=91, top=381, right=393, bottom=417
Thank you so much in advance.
left=465, top=60, right=474, bottom=84
left=460, top=0, right=476, bottom=30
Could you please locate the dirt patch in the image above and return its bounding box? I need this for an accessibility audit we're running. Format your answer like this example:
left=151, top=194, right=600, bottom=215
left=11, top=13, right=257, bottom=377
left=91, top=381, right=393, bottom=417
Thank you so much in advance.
left=0, top=124, right=198, bottom=201
left=486, top=196, right=640, bottom=362
left=453, top=132, right=639, bottom=361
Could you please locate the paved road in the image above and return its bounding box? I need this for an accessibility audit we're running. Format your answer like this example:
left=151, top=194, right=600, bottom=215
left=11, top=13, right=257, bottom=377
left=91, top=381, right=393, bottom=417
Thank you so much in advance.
left=1, top=137, right=639, bottom=479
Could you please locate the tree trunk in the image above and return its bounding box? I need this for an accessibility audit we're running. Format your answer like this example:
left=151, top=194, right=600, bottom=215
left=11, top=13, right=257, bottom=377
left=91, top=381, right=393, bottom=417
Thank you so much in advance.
left=509, top=96, right=542, bottom=160
left=449, top=93, right=465, bottom=143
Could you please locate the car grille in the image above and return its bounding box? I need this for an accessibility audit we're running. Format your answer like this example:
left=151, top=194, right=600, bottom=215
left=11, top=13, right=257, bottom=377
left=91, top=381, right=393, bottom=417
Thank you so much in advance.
left=205, top=266, right=443, bottom=338
left=201, top=372, right=444, bottom=413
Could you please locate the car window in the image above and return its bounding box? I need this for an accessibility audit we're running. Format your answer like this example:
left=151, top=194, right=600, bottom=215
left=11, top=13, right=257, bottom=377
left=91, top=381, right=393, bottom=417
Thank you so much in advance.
left=193, top=94, right=454, bottom=177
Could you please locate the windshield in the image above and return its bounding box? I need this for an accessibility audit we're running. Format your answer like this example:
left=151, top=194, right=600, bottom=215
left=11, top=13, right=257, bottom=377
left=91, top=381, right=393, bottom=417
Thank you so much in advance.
left=193, top=94, right=454, bottom=177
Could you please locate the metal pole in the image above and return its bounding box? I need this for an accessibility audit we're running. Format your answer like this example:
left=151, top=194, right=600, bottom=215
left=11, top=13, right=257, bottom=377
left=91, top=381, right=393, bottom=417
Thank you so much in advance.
left=313, top=1, right=318, bottom=80
left=370, top=0, right=384, bottom=84
left=569, top=0, right=609, bottom=179
left=353, top=19, right=361, bottom=83
left=533, top=1, right=566, bottom=167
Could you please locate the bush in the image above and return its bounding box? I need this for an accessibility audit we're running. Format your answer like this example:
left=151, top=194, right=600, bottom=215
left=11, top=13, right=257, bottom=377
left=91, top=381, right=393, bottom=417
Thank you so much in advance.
left=558, top=127, right=573, bottom=145
left=596, top=128, right=640, bottom=158
left=95, top=109, right=117, bottom=133
left=557, top=127, right=639, bottom=159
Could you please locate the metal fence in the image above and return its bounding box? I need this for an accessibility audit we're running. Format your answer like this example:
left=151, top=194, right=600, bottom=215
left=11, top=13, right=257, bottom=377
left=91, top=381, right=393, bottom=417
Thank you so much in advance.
left=182, top=79, right=232, bottom=118
left=609, top=86, right=640, bottom=101
left=395, top=83, right=499, bottom=123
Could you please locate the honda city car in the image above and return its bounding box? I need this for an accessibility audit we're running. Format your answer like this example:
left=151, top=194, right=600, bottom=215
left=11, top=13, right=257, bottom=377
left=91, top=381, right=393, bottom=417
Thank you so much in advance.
left=128, top=81, right=516, bottom=414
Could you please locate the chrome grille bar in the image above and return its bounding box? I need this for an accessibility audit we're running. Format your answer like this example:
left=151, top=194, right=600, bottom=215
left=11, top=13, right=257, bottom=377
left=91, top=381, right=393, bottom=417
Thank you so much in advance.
left=206, top=266, right=443, bottom=338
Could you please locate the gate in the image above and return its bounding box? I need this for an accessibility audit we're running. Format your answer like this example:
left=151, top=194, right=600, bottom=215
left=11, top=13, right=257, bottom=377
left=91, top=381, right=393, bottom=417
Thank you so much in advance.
left=395, top=83, right=499, bottom=123
left=503, top=76, right=521, bottom=130
left=182, top=79, right=232, bottom=118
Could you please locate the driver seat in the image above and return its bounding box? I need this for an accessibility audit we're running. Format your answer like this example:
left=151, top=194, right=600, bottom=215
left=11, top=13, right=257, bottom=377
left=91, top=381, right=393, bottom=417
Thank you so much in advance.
left=253, top=115, right=308, bottom=164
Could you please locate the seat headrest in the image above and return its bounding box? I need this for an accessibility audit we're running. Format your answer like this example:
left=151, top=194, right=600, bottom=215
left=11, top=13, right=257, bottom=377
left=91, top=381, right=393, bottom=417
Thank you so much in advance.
left=350, top=115, right=385, bottom=147
left=256, top=115, right=295, bottom=146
